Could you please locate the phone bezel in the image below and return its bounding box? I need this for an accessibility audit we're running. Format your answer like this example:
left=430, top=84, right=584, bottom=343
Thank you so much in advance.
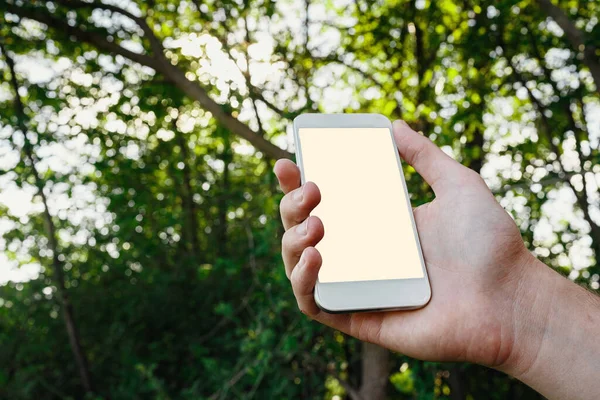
left=292, top=113, right=431, bottom=313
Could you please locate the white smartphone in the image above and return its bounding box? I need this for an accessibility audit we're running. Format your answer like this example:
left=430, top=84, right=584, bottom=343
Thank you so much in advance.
left=293, top=114, right=431, bottom=313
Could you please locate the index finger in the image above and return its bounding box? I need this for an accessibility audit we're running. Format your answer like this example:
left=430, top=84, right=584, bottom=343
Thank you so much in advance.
left=274, top=159, right=301, bottom=194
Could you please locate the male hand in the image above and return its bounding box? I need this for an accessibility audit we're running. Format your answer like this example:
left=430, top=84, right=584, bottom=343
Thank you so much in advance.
left=274, top=120, right=544, bottom=368
left=275, top=120, right=600, bottom=400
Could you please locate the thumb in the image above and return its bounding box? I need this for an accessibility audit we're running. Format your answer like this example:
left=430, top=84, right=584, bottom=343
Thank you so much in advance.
left=392, top=120, right=464, bottom=194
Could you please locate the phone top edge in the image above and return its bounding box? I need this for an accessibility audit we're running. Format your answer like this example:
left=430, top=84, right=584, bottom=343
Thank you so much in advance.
left=293, top=113, right=392, bottom=129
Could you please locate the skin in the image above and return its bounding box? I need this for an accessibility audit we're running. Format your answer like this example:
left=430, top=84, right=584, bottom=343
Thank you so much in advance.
left=274, top=120, right=600, bottom=400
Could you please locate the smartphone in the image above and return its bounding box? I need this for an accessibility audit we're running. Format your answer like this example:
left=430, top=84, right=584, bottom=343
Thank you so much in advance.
left=292, top=114, right=431, bottom=313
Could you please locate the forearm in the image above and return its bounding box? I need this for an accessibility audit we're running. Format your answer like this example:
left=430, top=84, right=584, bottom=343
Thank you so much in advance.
left=501, top=257, right=600, bottom=400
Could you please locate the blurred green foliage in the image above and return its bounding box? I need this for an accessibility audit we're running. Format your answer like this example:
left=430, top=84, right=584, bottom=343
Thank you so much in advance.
left=0, top=0, right=598, bottom=399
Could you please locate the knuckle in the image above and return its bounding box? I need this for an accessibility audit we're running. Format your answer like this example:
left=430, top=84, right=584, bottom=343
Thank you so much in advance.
left=279, top=194, right=293, bottom=215
left=281, top=196, right=308, bottom=227
left=290, top=269, right=302, bottom=292
left=282, top=228, right=302, bottom=251
left=297, top=301, right=316, bottom=317
left=408, top=142, right=427, bottom=166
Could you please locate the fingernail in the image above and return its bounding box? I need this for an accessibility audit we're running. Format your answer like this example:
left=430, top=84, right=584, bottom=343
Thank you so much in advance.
left=293, top=185, right=304, bottom=202
left=296, top=218, right=309, bottom=235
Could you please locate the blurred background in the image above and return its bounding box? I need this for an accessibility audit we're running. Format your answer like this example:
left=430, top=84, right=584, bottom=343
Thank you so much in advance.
left=0, top=0, right=598, bottom=399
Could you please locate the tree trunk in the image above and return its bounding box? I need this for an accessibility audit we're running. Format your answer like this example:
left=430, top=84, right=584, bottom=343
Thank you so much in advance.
left=448, top=364, right=466, bottom=400
left=574, top=191, right=600, bottom=261
left=358, top=342, right=389, bottom=400
left=1, top=44, right=94, bottom=394
left=536, top=0, right=600, bottom=95
left=216, top=134, right=231, bottom=258
left=175, top=121, right=200, bottom=259
left=466, top=127, right=484, bottom=174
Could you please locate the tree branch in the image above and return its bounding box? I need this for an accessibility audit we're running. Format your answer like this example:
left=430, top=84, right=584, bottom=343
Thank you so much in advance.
left=331, top=369, right=364, bottom=400
left=302, top=353, right=364, bottom=400
left=55, top=0, right=165, bottom=55
left=492, top=171, right=580, bottom=194
left=3, top=2, right=293, bottom=159
left=203, top=19, right=302, bottom=120
left=242, top=16, right=268, bottom=136
left=312, top=54, right=387, bottom=89
left=2, top=2, right=162, bottom=69
left=207, top=358, right=260, bottom=400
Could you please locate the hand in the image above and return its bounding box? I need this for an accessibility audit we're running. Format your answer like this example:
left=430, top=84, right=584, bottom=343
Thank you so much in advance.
left=274, top=120, right=543, bottom=368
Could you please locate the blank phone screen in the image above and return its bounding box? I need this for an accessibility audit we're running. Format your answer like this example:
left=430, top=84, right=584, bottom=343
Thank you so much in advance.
left=298, top=127, right=425, bottom=283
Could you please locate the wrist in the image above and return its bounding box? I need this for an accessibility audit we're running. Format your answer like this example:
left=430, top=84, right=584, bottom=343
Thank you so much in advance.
left=495, top=254, right=557, bottom=378
left=462, top=250, right=552, bottom=369
left=496, top=254, right=600, bottom=399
